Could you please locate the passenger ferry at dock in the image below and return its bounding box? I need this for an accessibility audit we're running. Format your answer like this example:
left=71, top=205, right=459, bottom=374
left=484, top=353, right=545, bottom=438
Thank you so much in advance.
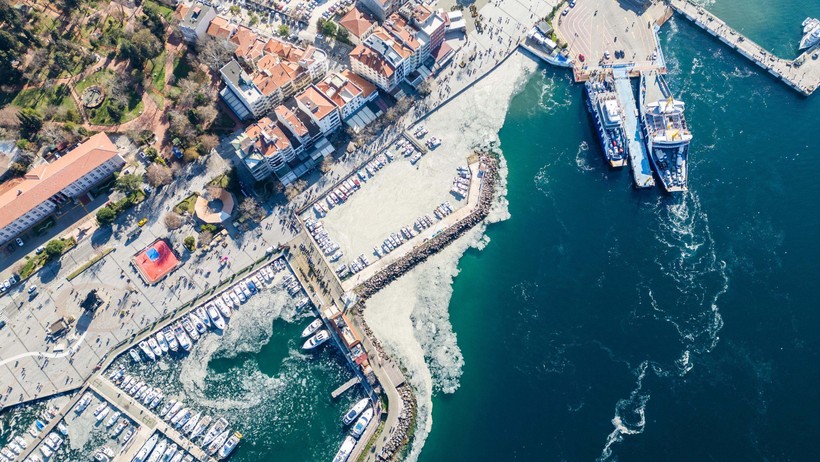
left=585, top=72, right=629, bottom=167
left=639, top=71, right=692, bottom=193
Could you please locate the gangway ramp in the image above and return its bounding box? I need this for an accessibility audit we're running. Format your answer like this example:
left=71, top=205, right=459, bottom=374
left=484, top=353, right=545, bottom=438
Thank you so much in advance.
left=612, top=69, right=655, bottom=189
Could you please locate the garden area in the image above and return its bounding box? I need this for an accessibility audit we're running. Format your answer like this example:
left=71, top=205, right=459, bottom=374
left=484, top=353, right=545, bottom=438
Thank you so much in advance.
left=17, top=237, right=78, bottom=280
left=10, top=84, right=80, bottom=123
left=74, top=69, right=144, bottom=125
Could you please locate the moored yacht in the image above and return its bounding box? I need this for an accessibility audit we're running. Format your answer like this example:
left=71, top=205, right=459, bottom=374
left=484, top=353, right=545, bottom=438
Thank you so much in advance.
left=207, top=305, right=226, bottom=330
left=218, top=432, right=241, bottom=459
left=332, top=436, right=356, bottom=462
left=351, top=408, right=374, bottom=438
left=302, top=330, right=330, bottom=350
left=342, top=398, right=370, bottom=425
left=300, top=318, right=323, bottom=338
left=138, top=341, right=156, bottom=361
left=800, top=18, right=820, bottom=49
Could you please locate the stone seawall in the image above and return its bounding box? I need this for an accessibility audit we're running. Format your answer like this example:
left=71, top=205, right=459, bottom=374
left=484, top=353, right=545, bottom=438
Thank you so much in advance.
left=349, top=153, right=499, bottom=460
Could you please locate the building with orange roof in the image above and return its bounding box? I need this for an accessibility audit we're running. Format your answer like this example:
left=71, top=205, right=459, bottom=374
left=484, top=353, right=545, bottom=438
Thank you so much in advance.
left=177, top=1, right=217, bottom=43
left=339, top=7, right=376, bottom=45
left=359, top=0, right=402, bottom=21
left=0, top=133, right=124, bottom=245
left=206, top=16, right=236, bottom=40
left=296, top=85, right=341, bottom=135
left=350, top=27, right=413, bottom=91
left=317, top=71, right=378, bottom=120
left=231, top=116, right=298, bottom=181
left=219, top=34, right=328, bottom=120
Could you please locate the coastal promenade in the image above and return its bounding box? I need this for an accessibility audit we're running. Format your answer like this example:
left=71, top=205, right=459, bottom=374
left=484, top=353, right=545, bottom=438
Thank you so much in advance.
left=670, top=0, right=819, bottom=96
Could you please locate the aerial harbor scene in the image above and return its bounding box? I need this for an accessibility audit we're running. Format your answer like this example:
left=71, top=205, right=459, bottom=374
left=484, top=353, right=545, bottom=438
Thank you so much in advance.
left=1, top=0, right=819, bottom=460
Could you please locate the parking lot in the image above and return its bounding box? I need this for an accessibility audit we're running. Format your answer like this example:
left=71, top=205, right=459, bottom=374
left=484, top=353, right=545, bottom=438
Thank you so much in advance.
left=555, top=0, right=668, bottom=72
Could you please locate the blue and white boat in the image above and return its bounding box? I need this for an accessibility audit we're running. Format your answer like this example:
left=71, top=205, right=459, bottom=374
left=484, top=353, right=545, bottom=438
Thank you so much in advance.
left=585, top=72, right=628, bottom=168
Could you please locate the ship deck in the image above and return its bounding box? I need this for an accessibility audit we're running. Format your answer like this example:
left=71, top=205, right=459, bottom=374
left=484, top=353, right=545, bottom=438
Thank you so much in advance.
left=613, top=69, right=655, bottom=188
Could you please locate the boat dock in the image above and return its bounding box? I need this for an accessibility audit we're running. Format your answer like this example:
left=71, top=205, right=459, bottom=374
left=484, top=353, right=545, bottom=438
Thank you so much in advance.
left=87, top=375, right=214, bottom=462
left=612, top=69, right=655, bottom=188
left=670, top=0, right=820, bottom=96
left=330, top=377, right=361, bottom=399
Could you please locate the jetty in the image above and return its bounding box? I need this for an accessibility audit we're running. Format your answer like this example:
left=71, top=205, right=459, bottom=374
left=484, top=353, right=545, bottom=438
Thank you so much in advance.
left=331, top=377, right=361, bottom=399
left=612, top=69, right=655, bottom=188
left=670, top=0, right=820, bottom=96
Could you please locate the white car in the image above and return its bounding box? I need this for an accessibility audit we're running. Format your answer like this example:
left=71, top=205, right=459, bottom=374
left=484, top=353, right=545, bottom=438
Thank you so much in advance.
left=15, top=238, right=24, bottom=247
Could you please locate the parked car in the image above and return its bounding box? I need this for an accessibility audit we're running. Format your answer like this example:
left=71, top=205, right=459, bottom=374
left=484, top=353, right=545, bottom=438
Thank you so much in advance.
left=15, top=237, right=23, bottom=247
left=562, top=7, right=569, bottom=15
left=0, top=320, right=6, bottom=330
left=35, top=245, right=44, bottom=254
left=8, top=275, right=17, bottom=285
left=2, top=280, right=9, bottom=291
left=28, top=286, right=37, bottom=294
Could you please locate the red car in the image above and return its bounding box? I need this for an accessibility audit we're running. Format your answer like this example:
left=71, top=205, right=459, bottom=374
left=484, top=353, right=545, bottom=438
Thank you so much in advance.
left=578, top=54, right=586, bottom=62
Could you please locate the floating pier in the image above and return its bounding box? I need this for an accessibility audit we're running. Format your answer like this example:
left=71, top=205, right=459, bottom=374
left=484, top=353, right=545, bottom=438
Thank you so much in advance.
left=612, top=69, right=655, bottom=188
left=670, top=0, right=819, bottom=96
left=331, top=377, right=361, bottom=399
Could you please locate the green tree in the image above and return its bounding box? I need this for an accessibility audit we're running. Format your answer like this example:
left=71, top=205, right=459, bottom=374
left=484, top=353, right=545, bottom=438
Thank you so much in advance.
left=249, top=13, right=259, bottom=26
left=183, top=235, right=196, bottom=250
left=335, top=27, right=350, bottom=44
left=44, top=239, right=66, bottom=259
left=229, top=5, right=240, bottom=16
left=96, top=206, right=116, bottom=224
left=120, top=28, right=161, bottom=67
left=115, top=173, right=143, bottom=195
left=17, top=108, right=43, bottom=140
left=277, top=24, right=290, bottom=37
left=321, top=20, right=337, bottom=37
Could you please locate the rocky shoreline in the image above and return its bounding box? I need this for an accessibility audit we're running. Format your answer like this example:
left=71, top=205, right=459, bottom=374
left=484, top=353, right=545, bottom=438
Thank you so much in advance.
left=350, top=153, right=499, bottom=461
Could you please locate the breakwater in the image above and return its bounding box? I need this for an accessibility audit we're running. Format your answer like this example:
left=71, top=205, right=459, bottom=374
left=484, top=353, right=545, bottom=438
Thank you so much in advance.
left=354, top=154, right=499, bottom=300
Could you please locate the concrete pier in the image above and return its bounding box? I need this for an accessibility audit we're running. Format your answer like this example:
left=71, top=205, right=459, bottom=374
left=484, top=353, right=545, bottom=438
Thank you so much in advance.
left=612, top=69, right=655, bottom=189
left=331, top=376, right=360, bottom=399
left=670, top=0, right=820, bottom=96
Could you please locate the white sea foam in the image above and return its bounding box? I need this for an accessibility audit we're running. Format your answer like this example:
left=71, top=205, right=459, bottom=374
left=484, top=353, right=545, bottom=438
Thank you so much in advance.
left=363, top=52, right=535, bottom=461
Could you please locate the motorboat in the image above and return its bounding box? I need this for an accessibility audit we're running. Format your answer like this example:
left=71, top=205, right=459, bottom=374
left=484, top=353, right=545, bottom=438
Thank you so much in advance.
left=173, top=323, right=192, bottom=351
left=105, top=410, right=121, bottom=427
left=156, top=332, right=169, bottom=354
left=300, top=318, right=323, bottom=338
left=122, top=425, right=135, bottom=443
left=112, top=418, right=128, bottom=437
left=169, top=452, right=184, bottom=462
left=190, top=312, right=207, bottom=334
left=202, top=418, right=228, bottom=447
left=147, top=337, right=163, bottom=357
left=138, top=341, right=156, bottom=361
left=159, top=399, right=176, bottom=418
left=207, top=430, right=231, bottom=456
left=161, top=443, right=177, bottom=462
left=222, top=293, right=235, bottom=308
left=182, top=317, right=199, bottom=342
left=96, top=407, right=110, bottom=422
left=342, top=399, right=370, bottom=425
left=165, top=402, right=183, bottom=421
left=182, top=411, right=202, bottom=434
left=133, top=434, right=158, bottom=462
left=39, top=445, right=53, bottom=459
left=196, top=307, right=212, bottom=329
left=57, top=422, right=68, bottom=435
left=332, top=436, right=356, bottom=462
left=216, top=300, right=232, bottom=319
left=218, top=432, right=242, bottom=459
left=129, top=348, right=142, bottom=362
left=351, top=408, right=374, bottom=438
left=150, top=391, right=164, bottom=409
left=146, top=438, right=167, bottom=462
left=302, top=330, right=330, bottom=350
left=233, top=288, right=246, bottom=304
left=229, top=292, right=241, bottom=306
left=172, top=409, right=192, bottom=428
left=207, top=305, right=226, bottom=330
left=163, top=328, right=179, bottom=352
left=190, top=414, right=212, bottom=440
left=76, top=393, right=92, bottom=414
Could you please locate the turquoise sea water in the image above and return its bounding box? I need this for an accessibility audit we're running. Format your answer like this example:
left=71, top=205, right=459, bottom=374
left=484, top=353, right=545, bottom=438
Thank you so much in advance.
left=420, top=0, right=820, bottom=460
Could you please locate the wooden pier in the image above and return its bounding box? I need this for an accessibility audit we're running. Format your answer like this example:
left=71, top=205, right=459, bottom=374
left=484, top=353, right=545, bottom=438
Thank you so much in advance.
left=330, top=376, right=361, bottom=399
left=670, top=0, right=819, bottom=96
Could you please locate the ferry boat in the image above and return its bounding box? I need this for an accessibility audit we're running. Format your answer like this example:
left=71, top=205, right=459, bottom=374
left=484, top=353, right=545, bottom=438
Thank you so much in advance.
left=332, top=436, right=356, bottom=462
left=302, top=330, right=330, bottom=350
left=800, top=19, right=820, bottom=49
left=585, top=72, right=628, bottom=167
left=342, top=398, right=370, bottom=425
left=301, top=318, right=323, bottom=338
left=640, top=71, right=692, bottom=192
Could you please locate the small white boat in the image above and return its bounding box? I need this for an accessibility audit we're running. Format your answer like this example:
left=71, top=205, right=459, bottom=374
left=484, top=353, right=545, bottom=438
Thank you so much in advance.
left=147, top=337, right=163, bottom=357
left=139, top=341, right=156, bottom=360
left=133, top=434, right=158, bottom=462
left=76, top=393, right=92, bottom=414
left=122, top=425, right=135, bottom=443
left=216, top=300, right=232, bottom=319
left=182, top=317, right=200, bottom=342
left=351, top=408, right=374, bottom=438
left=332, top=436, right=356, bottom=462
left=96, top=407, right=110, bottom=422
left=162, top=443, right=177, bottom=462
left=300, top=318, right=323, bottom=338
left=165, top=402, right=183, bottom=421
left=39, top=445, right=53, bottom=459
left=233, top=287, right=246, bottom=304
left=170, top=453, right=184, bottom=462
left=190, top=312, right=207, bottom=334
left=155, top=332, right=169, bottom=354
left=129, top=348, right=142, bottom=362
left=218, top=432, right=242, bottom=459
left=207, top=430, right=231, bottom=456
left=146, top=438, right=167, bottom=462
left=207, top=305, right=226, bottom=330
left=105, top=410, right=121, bottom=427
left=173, top=323, right=192, bottom=351
left=159, top=399, right=176, bottom=417
left=222, top=293, right=235, bottom=308
left=229, top=292, right=241, bottom=306
left=196, top=307, right=212, bottom=329
left=163, top=328, right=179, bottom=352
left=342, top=398, right=370, bottom=425
left=112, top=418, right=128, bottom=437
left=57, top=422, right=68, bottom=435
left=172, top=409, right=192, bottom=428
left=202, top=418, right=228, bottom=447
left=190, top=414, right=212, bottom=440
left=302, top=330, right=330, bottom=350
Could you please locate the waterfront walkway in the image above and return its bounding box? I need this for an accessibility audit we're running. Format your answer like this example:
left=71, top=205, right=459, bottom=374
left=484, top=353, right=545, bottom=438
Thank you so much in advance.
left=612, top=69, right=655, bottom=189
left=670, top=0, right=819, bottom=96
